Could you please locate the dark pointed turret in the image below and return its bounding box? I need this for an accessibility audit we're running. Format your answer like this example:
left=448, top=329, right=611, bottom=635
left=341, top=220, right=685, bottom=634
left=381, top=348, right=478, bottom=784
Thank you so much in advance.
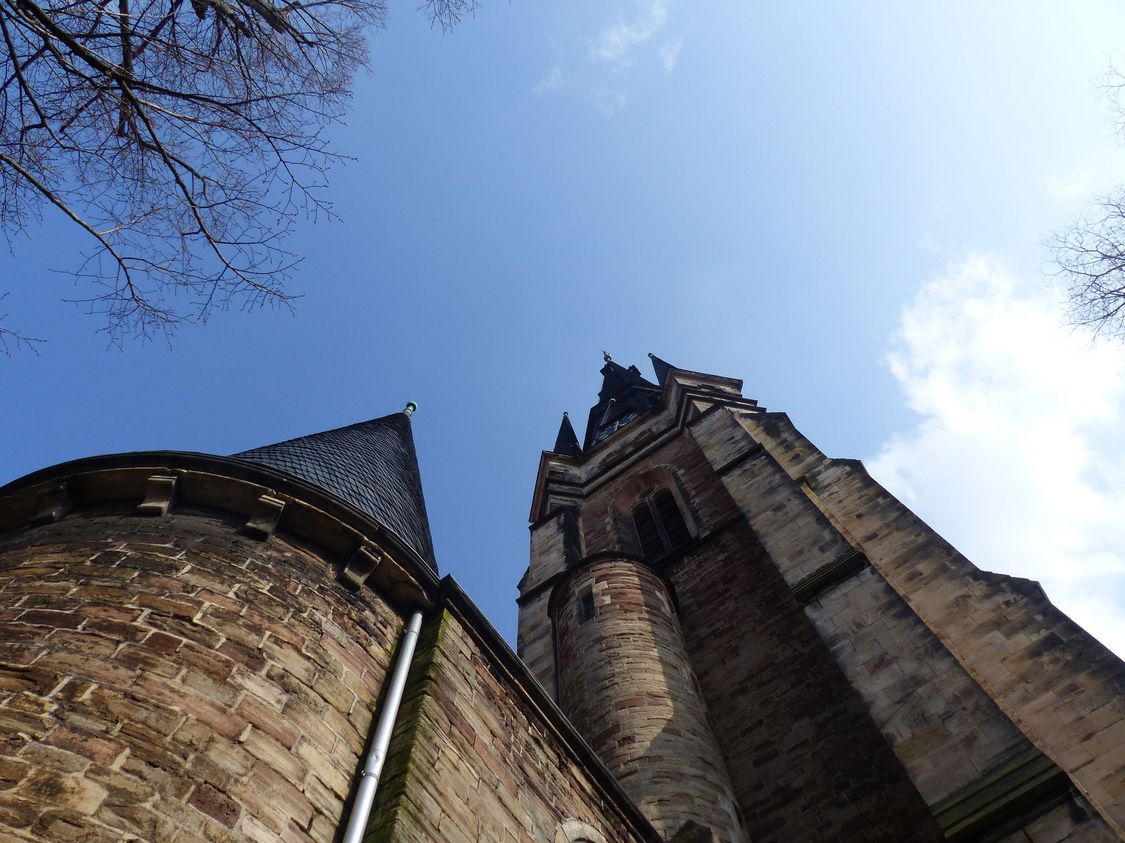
left=583, top=352, right=663, bottom=449
left=553, top=412, right=582, bottom=456
left=231, top=409, right=437, bottom=572
left=647, top=352, right=675, bottom=385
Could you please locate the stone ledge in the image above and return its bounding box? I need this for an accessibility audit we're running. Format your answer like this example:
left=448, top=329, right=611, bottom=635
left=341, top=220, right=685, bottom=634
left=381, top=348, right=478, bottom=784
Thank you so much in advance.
left=0, top=454, right=434, bottom=613
left=791, top=548, right=869, bottom=605
left=932, top=746, right=1071, bottom=842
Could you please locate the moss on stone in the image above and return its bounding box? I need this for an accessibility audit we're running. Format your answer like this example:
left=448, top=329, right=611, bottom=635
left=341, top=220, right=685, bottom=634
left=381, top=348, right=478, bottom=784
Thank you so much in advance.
left=362, top=610, right=449, bottom=843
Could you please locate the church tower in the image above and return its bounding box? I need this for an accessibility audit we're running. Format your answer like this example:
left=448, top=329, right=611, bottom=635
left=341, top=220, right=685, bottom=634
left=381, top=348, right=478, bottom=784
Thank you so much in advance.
left=518, top=356, right=1125, bottom=843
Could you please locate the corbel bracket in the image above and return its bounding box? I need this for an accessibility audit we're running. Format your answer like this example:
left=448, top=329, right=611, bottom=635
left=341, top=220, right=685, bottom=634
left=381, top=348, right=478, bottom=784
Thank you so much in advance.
left=137, top=475, right=178, bottom=516
left=341, top=543, right=383, bottom=588
left=30, top=480, right=73, bottom=525
left=242, top=494, right=286, bottom=539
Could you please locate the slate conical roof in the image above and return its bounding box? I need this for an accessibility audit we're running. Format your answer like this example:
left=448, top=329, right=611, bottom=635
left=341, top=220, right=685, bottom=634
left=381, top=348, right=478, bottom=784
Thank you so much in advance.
left=553, top=412, right=582, bottom=456
left=231, top=412, right=436, bottom=572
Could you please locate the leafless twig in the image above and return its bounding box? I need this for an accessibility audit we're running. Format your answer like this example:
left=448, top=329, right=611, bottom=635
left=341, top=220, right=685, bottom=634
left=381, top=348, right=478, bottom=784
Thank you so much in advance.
left=0, top=0, right=477, bottom=347
left=1054, top=65, right=1125, bottom=338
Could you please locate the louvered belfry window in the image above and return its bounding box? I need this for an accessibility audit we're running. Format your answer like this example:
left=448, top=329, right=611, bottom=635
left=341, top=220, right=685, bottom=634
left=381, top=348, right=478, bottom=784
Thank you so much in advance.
left=631, top=489, right=690, bottom=561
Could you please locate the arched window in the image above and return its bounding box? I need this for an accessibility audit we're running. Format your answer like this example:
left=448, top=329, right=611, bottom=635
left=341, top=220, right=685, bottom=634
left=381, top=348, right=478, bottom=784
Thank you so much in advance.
left=631, top=488, right=690, bottom=561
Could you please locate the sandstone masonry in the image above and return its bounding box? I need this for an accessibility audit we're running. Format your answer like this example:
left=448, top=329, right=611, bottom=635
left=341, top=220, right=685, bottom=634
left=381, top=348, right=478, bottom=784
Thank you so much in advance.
left=2, top=358, right=1123, bottom=843
left=520, top=356, right=1125, bottom=842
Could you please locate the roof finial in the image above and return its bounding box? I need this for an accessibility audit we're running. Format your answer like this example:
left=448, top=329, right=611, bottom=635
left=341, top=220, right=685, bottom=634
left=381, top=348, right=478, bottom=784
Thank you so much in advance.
left=403, top=401, right=418, bottom=417
left=602, top=350, right=612, bottom=363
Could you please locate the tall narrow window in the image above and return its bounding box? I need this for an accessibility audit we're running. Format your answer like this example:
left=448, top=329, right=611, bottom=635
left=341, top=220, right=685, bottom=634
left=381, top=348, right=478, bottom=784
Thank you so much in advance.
left=631, top=489, right=690, bottom=561
left=578, top=588, right=596, bottom=624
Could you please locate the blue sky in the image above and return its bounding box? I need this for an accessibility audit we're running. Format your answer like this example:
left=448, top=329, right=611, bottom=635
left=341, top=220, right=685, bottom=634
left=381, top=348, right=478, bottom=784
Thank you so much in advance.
left=3, top=1, right=1125, bottom=652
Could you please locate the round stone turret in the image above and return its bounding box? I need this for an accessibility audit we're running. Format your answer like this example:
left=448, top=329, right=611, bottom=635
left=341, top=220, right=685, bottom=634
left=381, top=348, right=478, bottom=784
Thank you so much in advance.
left=0, top=411, right=436, bottom=840
left=554, top=559, right=747, bottom=842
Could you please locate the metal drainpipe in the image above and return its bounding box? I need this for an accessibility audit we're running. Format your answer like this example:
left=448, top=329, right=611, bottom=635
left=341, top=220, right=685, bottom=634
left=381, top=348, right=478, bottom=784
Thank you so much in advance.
left=341, top=610, right=425, bottom=843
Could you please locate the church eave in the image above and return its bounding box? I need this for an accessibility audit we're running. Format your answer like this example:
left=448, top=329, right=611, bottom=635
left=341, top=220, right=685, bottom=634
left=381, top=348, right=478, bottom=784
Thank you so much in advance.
left=663, top=367, right=744, bottom=393
left=0, top=450, right=441, bottom=609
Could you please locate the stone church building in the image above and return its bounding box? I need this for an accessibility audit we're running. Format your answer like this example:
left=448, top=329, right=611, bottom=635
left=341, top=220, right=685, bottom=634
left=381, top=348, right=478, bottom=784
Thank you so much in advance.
left=0, top=356, right=1122, bottom=842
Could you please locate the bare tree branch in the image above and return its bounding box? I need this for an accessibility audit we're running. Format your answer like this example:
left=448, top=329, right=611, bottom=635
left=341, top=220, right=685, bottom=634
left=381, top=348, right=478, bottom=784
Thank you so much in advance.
left=0, top=0, right=478, bottom=349
left=1053, top=193, right=1125, bottom=338
left=423, top=0, right=477, bottom=33
left=1054, top=64, right=1125, bottom=338
left=0, top=293, right=43, bottom=356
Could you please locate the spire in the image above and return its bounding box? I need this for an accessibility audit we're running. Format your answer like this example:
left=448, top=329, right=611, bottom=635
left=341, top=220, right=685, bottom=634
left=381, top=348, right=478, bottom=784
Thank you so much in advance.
left=553, top=412, right=582, bottom=456
left=231, top=413, right=437, bottom=572
left=584, top=354, right=662, bottom=449
left=648, top=352, right=675, bottom=385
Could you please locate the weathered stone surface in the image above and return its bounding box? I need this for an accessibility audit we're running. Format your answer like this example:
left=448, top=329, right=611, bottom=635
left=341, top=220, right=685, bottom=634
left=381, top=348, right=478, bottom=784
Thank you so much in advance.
left=736, top=407, right=1125, bottom=836
left=0, top=510, right=401, bottom=842
left=368, top=609, right=652, bottom=843
left=555, top=560, right=745, bottom=842
left=522, top=367, right=1125, bottom=842
left=5, top=363, right=1124, bottom=843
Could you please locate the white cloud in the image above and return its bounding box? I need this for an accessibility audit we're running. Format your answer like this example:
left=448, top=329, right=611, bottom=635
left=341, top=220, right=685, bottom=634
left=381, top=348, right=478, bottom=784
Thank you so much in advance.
left=589, top=0, right=670, bottom=68
left=535, top=65, right=564, bottom=97
left=658, top=37, right=683, bottom=74
left=534, top=2, right=681, bottom=117
left=1044, top=168, right=1095, bottom=200
left=868, top=254, right=1125, bottom=657
left=593, top=86, right=628, bottom=119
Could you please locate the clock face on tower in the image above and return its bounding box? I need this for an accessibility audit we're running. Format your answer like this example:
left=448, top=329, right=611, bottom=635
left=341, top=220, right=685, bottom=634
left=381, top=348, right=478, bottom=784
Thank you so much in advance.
left=592, top=409, right=643, bottom=445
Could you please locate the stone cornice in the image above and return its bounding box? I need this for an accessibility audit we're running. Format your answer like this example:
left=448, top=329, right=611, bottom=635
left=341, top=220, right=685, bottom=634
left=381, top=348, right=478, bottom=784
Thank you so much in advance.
left=0, top=452, right=439, bottom=612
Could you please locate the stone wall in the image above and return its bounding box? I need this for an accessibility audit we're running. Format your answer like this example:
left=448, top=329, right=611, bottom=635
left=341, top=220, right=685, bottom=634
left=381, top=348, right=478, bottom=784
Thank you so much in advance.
left=1, top=456, right=659, bottom=843
left=0, top=508, right=403, bottom=843
left=806, top=567, right=1030, bottom=802
left=690, top=409, right=1038, bottom=801
left=729, top=405, right=1125, bottom=837
left=519, top=507, right=572, bottom=698
left=736, top=408, right=1125, bottom=837
left=668, top=521, right=943, bottom=843
left=514, top=588, right=555, bottom=697
left=535, top=409, right=944, bottom=841
left=366, top=605, right=656, bottom=843
left=526, top=373, right=1125, bottom=842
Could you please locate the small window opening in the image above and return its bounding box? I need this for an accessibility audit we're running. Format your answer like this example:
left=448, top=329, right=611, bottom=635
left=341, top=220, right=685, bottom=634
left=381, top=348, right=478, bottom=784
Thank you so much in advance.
left=631, top=489, right=690, bottom=561
left=578, top=589, right=596, bottom=624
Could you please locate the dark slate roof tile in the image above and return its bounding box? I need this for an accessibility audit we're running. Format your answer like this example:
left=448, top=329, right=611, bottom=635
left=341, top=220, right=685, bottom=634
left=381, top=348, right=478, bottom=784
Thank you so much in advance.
left=231, top=413, right=436, bottom=572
